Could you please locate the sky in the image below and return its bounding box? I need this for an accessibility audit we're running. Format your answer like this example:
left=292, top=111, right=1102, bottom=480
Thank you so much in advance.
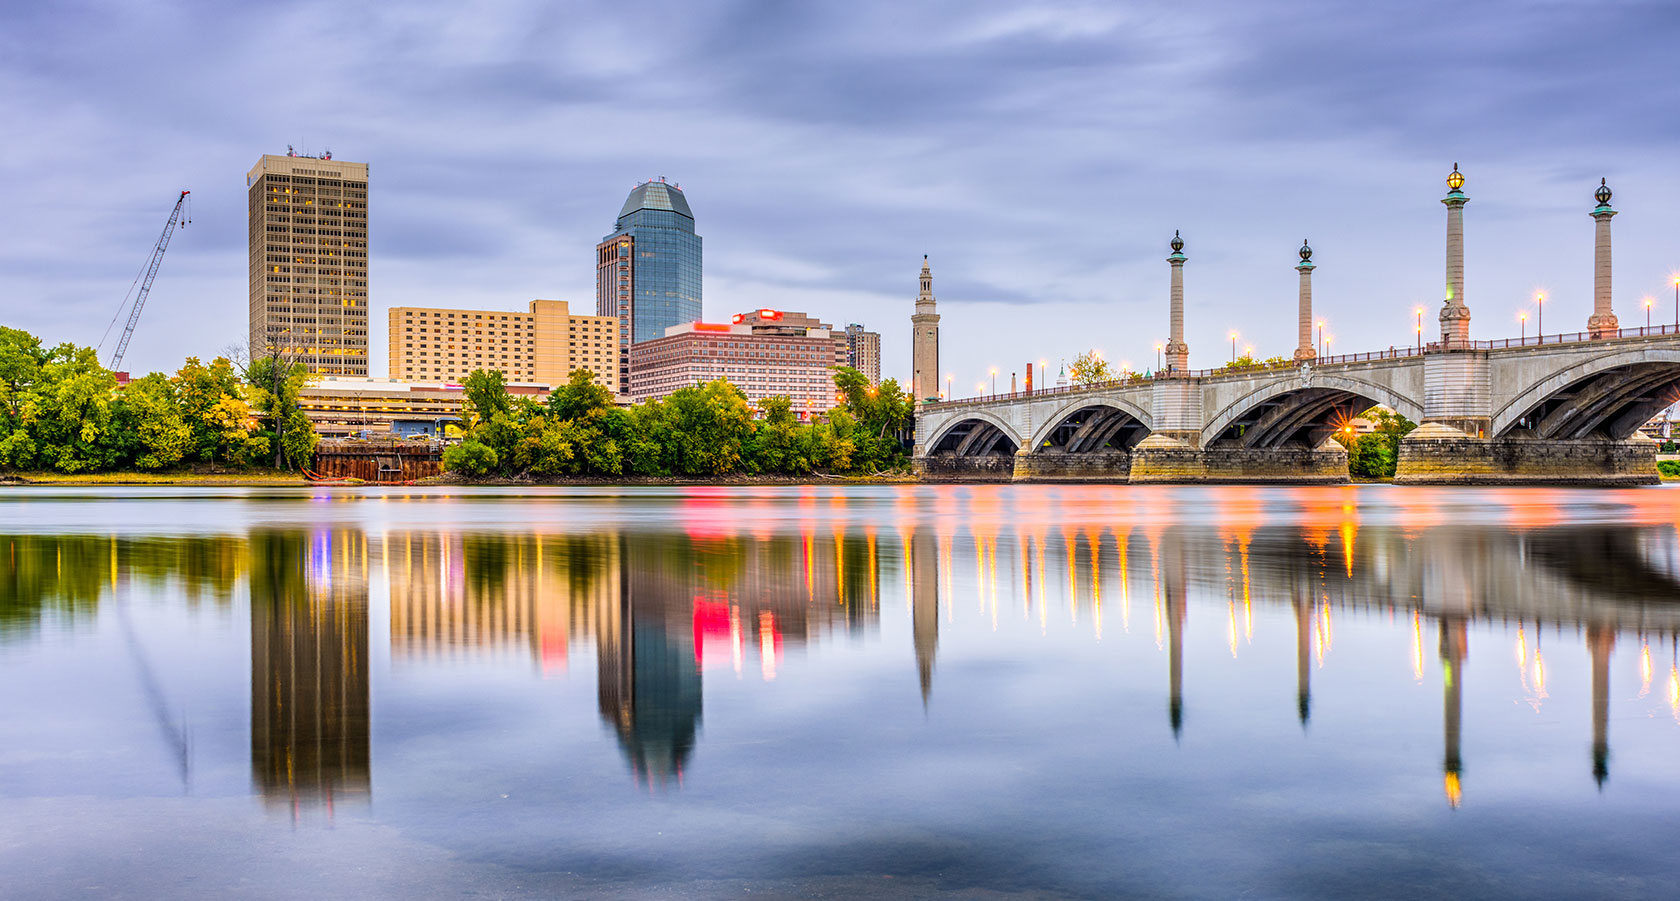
left=3, top=0, right=1679, bottom=395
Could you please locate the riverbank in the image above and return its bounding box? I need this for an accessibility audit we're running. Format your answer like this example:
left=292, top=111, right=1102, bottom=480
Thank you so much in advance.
left=0, top=470, right=919, bottom=487
left=0, top=470, right=313, bottom=486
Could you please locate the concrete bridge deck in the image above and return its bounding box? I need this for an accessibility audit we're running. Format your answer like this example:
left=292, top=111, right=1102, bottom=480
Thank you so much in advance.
left=916, top=326, right=1680, bottom=485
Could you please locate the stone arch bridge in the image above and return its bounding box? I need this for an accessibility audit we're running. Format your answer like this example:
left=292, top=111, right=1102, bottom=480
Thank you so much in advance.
left=916, top=330, right=1678, bottom=485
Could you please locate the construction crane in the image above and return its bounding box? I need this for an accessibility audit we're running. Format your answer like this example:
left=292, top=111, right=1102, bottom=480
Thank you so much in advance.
left=103, top=190, right=190, bottom=371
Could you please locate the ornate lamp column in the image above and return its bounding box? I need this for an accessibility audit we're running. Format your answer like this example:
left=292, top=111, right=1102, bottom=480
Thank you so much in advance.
left=1439, top=164, right=1472, bottom=349
left=1587, top=179, right=1619, bottom=338
left=1294, top=239, right=1316, bottom=362
left=1164, top=231, right=1189, bottom=371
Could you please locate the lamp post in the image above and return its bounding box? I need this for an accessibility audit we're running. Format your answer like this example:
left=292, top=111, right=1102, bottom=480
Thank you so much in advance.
left=1645, top=297, right=1653, bottom=330
left=1317, top=320, right=1325, bottom=358
left=1155, top=343, right=1162, bottom=372
left=1230, top=331, right=1238, bottom=363
left=989, top=366, right=997, bottom=397
left=1038, top=360, right=1047, bottom=390
left=946, top=373, right=953, bottom=400
left=1520, top=311, right=1528, bottom=341
left=1536, top=292, right=1544, bottom=337
left=1415, top=307, right=1423, bottom=352
left=1674, top=277, right=1679, bottom=329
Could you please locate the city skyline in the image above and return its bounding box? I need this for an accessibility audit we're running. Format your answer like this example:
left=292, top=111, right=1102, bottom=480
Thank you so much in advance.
left=4, top=1, right=1679, bottom=393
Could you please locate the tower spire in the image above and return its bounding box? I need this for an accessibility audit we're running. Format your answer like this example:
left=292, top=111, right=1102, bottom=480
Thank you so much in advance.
left=911, top=256, right=941, bottom=402
left=1587, top=178, right=1619, bottom=338
left=1439, top=163, right=1472, bottom=349
left=1294, top=239, right=1317, bottom=362
left=1164, top=232, right=1189, bottom=371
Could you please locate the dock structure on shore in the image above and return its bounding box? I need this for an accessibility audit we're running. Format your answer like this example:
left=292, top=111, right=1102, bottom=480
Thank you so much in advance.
left=312, top=439, right=444, bottom=482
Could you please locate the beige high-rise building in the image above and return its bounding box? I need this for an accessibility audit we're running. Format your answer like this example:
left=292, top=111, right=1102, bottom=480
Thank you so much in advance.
left=248, top=151, right=369, bottom=375
left=387, top=299, right=619, bottom=391
left=844, top=323, right=882, bottom=385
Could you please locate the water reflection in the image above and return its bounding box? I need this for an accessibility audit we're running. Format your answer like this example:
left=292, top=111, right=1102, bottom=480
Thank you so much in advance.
left=249, top=530, right=370, bottom=814
left=6, top=490, right=1680, bottom=813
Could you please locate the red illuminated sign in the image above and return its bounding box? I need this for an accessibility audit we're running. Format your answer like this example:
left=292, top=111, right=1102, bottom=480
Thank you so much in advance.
left=692, top=322, right=731, bottom=332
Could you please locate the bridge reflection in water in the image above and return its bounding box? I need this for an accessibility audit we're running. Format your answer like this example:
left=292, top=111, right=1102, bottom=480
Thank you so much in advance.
left=7, top=489, right=1679, bottom=810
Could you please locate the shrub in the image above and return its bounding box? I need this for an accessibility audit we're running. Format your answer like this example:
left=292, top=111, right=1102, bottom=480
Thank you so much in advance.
left=442, top=440, right=499, bottom=476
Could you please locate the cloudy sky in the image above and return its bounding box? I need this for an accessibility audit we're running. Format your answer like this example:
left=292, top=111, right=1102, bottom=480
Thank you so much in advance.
left=4, top=0, right=1678, bottom=392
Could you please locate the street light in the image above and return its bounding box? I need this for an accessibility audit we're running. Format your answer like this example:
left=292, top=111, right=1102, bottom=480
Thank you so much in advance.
left=1415, top=307, right=1423, bottom=352
left=1154, top=342, right=1162, bottom=372
left=1520, top=311, right=1528, bottom=341
left=1535, top=292, right=1544, bottom=337
left=1038, top=359, right=1047, bottom=390
left=989, top=366, right=998, bottom=397
left=1317, top=320, right=1325, bottom=358
left=946, top=373, right=953, bottom=400
left=1645, top=297, right=1654, bottom=330
left=1229, top=330, right=1239, bottom=363
left=1673, top=277, right=1679, bottom=329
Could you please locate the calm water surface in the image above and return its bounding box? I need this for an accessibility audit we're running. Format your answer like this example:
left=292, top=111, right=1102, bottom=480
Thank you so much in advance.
left=3, top=485, right=1680, bottom=898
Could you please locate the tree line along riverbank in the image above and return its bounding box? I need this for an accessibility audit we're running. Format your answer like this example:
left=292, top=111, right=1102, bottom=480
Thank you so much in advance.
left=0, top=325, right=915, bottom=481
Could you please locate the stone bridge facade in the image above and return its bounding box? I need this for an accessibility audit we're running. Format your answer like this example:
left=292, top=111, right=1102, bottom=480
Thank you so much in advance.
left=916, top=330, right=1676, bottom=485
left=912, top=166, right=1671, bottom=486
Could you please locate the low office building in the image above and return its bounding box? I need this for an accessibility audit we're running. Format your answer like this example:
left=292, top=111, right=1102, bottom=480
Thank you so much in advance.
left=299, top=377, right=553, bottom=439
left=387, top=299, right=618, bottom=391
left=628, top=312, right=841, bottom=417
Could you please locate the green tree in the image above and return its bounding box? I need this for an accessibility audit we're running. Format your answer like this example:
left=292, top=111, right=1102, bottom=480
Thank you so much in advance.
left=111, top=373, right=191, bottom=470
left=462, top=369, right=512, bottom=427
left=32, top=344, right=119, bottom=473
left=247, top=355, right=316, bottom=469
left=661, top=380, right=754, bottom=475
left=174, top=356, right=264, bottom=466
left=547, top=369, right=612, bottom=423
left=442, top=439, right=499, bottom=476
left=1069, top=350, right=1113, bottom=384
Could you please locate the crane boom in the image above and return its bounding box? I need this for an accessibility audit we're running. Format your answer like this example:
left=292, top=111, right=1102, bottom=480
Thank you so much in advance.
left=108, top=190, right=190, bottom=371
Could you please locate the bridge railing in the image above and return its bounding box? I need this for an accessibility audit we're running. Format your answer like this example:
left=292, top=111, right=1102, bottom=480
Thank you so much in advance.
left=1434, top=322, right=1680, bottom=351
left=928, top=325, right=1680, bottom=407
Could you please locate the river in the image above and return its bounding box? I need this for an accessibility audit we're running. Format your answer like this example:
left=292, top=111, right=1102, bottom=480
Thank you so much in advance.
left=2, top=485, right=1679, bottom=898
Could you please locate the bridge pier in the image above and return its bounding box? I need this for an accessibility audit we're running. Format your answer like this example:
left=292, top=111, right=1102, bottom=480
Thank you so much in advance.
left=1395, top=431, right=1657, bottom=486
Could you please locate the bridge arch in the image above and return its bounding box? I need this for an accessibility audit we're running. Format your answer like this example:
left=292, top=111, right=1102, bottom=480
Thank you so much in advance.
left=1027, top=397, right=1154, bottom=453
left=1492, top=348, right=1680, bottom=440
left=1201, top=373, right=1424, bottom=449
left=924, top=410, right=1024, bottom=457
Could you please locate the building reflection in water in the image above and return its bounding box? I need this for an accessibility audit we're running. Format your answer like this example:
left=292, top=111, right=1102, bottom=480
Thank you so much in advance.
left=249, top=530, right=370, bottom=816
left=591, top=529, right=884, bottom=786
left=222, top=490, right=1680, bottom=802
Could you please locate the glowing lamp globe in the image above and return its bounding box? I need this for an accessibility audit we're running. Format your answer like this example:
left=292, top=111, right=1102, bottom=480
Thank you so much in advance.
left=1446, top=164, right=1465, bottom=191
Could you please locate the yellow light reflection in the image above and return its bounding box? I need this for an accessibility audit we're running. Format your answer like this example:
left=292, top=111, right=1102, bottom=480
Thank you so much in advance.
left=1227, top=601, right=1239, bottom=658
left=1412, top=610, right=1424, bottom=681
left=1444, top=772, right=1462, bottom=809
left=1639, top=643, right=1652, bottom=698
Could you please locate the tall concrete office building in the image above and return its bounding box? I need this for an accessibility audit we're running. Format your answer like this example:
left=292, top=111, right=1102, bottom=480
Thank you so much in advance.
left=248, top=150, right=369, bottom=375
left=596, top=179, right=702, bottom=395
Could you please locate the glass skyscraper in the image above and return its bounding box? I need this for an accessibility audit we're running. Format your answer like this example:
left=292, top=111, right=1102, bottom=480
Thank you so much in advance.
left=596, top=179, right=702, bottom=394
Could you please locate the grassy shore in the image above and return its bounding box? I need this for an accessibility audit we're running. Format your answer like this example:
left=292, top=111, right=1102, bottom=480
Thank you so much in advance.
left=1, top=470, right=919, bottom=487
left=1, top=470, right=310, bottom=486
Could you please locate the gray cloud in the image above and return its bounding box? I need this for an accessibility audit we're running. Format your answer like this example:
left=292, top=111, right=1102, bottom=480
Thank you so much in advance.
left=2, top=0, right=1677, bottom=387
